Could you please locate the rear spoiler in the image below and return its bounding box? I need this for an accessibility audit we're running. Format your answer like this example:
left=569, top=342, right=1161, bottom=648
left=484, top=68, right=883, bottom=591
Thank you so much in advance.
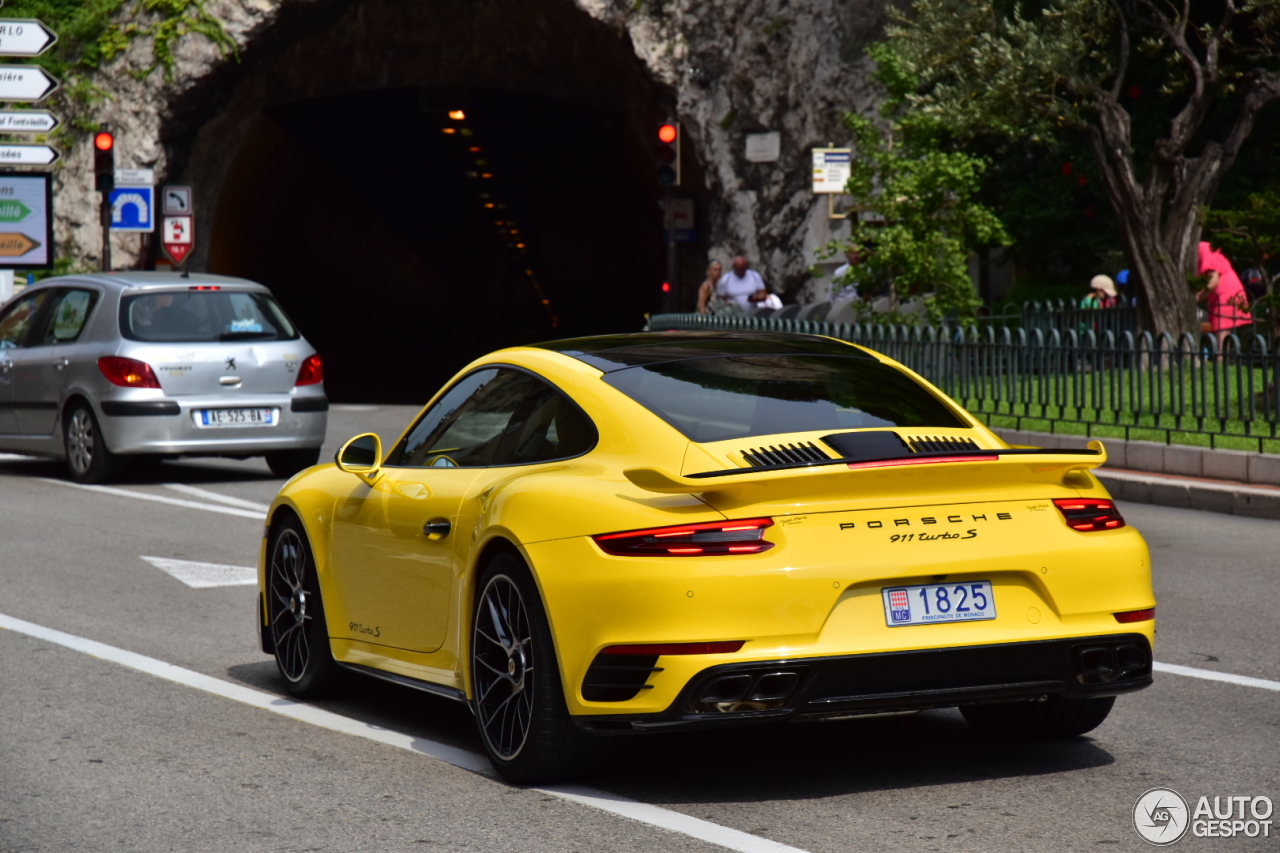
left=624, top=441, right=1107, bottom=495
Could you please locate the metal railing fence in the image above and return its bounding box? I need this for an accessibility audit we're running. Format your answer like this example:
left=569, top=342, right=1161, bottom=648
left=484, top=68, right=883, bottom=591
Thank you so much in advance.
left=645, top=312, right=1280, bottom=452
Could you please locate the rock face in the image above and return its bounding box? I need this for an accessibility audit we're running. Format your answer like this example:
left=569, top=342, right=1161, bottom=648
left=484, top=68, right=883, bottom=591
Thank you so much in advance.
left=60, top=0, right=887, bottom=303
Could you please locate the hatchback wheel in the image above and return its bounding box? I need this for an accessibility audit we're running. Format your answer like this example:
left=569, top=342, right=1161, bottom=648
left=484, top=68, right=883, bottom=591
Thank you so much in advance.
left=267, top=517, right=341, bottom=697
left=64, top=403, right=121, bottom=484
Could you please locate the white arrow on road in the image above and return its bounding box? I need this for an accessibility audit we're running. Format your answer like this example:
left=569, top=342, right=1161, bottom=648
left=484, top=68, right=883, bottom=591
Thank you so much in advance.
left=0, top=21, right=58, bottom=57
left=141, top=556, right=257, bottom=588
left=0, top=65, right=59, bottom=102
left=0, top=143, right=59, bottom=165
left=0, top=109, right=59, bottom=133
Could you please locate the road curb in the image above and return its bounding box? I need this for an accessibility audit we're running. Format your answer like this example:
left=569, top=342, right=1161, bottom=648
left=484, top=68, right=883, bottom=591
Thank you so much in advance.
left=1096, top=469, right=1280, bottom=520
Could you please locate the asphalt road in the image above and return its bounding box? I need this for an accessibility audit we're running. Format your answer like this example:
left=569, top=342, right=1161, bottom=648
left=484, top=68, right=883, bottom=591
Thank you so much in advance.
left=2, top=405, right=1277, bottom=853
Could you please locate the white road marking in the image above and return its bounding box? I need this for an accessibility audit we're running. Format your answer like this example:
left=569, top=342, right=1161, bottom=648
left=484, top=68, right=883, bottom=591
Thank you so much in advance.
left=1154, top=661, right=1280, bottom=691
left=0, top=612, right=811, bottom=853
left=161, top=483, right=272, bottom=513
left=40, top=478, right=264, bottom=520
left=0, top=452, right=37, bottom=461
left=141, top=556, right=257, bottom=588
left=335, top=404, right=379, bottom=411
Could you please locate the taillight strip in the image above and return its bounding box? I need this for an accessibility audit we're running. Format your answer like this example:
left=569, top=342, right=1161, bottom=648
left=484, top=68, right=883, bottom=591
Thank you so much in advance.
left=593, top=517, right=774, bottom=557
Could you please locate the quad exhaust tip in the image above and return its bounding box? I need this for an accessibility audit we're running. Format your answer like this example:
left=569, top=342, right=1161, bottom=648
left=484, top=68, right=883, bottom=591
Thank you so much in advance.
left=695, top=671, right=800, bottom=712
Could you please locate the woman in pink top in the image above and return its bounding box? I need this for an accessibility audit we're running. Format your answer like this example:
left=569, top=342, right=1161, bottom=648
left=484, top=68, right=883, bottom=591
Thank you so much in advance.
left=1197, top=242, right=1251, bottom=349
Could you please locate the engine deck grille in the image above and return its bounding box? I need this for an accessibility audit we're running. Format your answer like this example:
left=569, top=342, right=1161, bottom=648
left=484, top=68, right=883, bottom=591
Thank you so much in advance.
left=906, top=435, right=981, bottom=454
left=741, top=442, right=830, bottom=467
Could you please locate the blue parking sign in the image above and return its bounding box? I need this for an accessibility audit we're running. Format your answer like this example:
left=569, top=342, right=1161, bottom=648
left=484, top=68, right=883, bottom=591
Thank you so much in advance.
left=109, top=185, right=155, bottom=232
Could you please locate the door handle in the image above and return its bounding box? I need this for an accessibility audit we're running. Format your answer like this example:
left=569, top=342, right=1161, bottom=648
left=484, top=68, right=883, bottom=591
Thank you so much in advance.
left=422, top=518, right=451, bottom=538
left=54, top=358, right=69, bottom=371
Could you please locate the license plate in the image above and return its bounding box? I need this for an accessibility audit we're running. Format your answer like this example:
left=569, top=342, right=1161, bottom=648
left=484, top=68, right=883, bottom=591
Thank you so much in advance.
left=882, top=581, right=997, bottom=626
left=193, top=407, right=279, bottom=428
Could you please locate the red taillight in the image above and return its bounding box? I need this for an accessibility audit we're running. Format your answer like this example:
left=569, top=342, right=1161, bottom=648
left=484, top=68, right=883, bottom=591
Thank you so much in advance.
left=1053, top=498, right=1126, bottom=531
left=593, top=518, right=774, bottom=556
left=188, top=285, right=220, bottom=290
left=1114, top=608, right=1154, bottom=623
left=847, top=454, right=994, bottom=470
left=98, top=356, right=161, bottom=389
left=296, top=353, right=323, bottom=386
left=601, top=641, right=745, bottom=656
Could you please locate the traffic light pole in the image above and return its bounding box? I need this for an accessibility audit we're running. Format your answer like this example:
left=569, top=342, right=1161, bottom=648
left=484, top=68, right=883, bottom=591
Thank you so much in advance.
left=664, top=185, right=677, bottom=310
left=100, top=195, right=111, bottom=272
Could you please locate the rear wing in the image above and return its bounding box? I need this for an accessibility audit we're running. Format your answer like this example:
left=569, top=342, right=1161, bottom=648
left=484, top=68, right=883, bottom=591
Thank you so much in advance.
left=625, top=441, right=1107, bottom=495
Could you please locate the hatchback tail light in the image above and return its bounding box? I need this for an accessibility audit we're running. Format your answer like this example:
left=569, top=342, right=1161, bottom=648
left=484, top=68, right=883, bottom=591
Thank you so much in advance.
left=296, top=353, right=323, bottom=386
left=594, top=518, right=774, bottom=556
left=98, top=356, right=161, bottom=389
left=1053, top=498, right=1126, bottom=531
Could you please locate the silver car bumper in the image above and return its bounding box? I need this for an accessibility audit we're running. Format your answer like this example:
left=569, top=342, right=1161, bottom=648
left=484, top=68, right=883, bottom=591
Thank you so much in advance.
left=93, top=389, right=327, bottom=456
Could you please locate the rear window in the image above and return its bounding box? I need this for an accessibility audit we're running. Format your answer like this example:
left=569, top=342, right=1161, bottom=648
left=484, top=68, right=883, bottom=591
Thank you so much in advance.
left=603, top=355, right=966, bottom=443
left=119, top=290, right=299, bottom=342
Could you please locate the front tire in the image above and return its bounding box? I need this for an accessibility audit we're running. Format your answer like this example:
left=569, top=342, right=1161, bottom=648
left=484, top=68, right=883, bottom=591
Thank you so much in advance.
left=961, top=695, right=1115, bottom=740
left=267, top=517, right=341, bottom=698
left=64, top=402, right=121, bottom=484
left=471, top=552, right=584, bottom=783
left=265, top=447, right=321, bottom=478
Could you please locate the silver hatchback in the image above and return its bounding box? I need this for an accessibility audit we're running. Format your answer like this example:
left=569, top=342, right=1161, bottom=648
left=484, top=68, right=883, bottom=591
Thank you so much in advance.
left=0, top=272, right=327, bottom=482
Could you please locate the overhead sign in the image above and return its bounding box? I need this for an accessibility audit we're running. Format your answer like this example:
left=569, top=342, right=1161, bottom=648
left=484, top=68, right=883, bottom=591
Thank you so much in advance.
left=0, top=110, right=58, bottom=133
left=162, top=185, right=192, bottom=215
left=812, top=147, right=852, bottom=194
left=0, top=65, right=58, bottom=102
left=0, top=143, right=58, bottom=166
left=109, top=185, right=154, bottom=232
left=0, top=20, right=57, bottom=57
left=162, top=215, right=193, bottom=264
left=0, top=172, right=53, bottom=268
left=114, top=167, right=154, bottom=185
left=746, top=132, right=781, bottom=163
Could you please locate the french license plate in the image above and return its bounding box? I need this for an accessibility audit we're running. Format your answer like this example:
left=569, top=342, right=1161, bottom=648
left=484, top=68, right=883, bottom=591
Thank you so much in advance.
left=193, top=407, right=279, bottom=428
left=882, top=581, right=997, bottom=627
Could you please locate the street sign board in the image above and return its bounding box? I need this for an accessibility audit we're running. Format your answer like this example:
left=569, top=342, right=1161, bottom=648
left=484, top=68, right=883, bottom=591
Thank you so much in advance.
left=0, top=110, right=58, bottom=133
left=0, top=20, right=57, bottom=57
left=162, top=215, right=193, bottom=264
left=162, top=185, right=192, bottom=215
left=746, top=132, right=780, bottom=163
left=0, top=65, right=58, bottom=102
left=0, top=171, right=53, bottom=268
left=109, top=185, right=154, bottom=232
left=114, top=168, right=154, bottom=185
left=812, top=147, right=852, bottom=194
left=0, top=143, right=58, bottom=166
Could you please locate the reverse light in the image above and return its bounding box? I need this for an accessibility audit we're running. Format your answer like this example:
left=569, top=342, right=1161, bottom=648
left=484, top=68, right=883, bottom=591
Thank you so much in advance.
left=847, top=454, right=993, bottom=470
left=1053, top=498, right=1126, bottom=531
left=98, top=356, right=161, bottom=389
left=1114, top=608, right=1155, bottom=623
left=295, top=353, right=323, bottom=386
left=594, top=518, right=774, bottom=556
left=601, top=641, right=745, bottom=656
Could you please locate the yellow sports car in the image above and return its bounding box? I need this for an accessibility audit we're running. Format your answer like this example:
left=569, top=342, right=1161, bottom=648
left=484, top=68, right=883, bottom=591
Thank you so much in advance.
left=257, top=332, right=1154, bottom=782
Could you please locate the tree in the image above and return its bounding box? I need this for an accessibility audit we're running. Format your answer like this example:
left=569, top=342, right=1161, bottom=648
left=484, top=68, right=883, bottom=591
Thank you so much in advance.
left=882, top=0, right=1280, bottom=335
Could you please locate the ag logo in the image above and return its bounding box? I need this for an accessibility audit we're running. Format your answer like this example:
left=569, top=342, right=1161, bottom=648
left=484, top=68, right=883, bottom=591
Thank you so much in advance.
left=1134, top=787, right=1190, bottom=845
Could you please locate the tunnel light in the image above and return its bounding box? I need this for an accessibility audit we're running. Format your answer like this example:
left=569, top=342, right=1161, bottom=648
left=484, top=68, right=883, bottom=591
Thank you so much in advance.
left=469, top=146, right=482, bottom=152
left=483, top=202, right=494, bottom=208
left=448, top=110, right=466, bottom=120
left=441, top=128, right=456, bottom=134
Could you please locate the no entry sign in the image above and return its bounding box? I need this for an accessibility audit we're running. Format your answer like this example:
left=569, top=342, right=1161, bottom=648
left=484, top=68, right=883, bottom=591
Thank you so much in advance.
left=162, top=215, right=192, bottom=265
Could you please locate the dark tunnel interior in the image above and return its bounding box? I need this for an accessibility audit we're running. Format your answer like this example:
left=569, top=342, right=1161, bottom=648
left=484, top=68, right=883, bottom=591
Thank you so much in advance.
left=209, top=87, right=668, bottom=404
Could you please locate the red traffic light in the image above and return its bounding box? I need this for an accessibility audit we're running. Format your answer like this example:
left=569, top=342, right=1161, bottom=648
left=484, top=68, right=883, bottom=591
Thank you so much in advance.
left=658, top=124, right=678, bottom=144
left=94, top=131, right=114, bottom=151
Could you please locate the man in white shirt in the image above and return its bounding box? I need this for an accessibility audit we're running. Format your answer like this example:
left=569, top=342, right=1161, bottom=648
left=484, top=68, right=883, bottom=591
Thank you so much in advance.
left=716, top=256, right=767, bottom=309
left=831, top=247, right=863, bottom=301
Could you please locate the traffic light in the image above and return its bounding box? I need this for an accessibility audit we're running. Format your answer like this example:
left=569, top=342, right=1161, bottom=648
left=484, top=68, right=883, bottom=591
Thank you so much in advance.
left=94, top=130, right=114, bottom=193
left=657, top=122, right=680, bottom=186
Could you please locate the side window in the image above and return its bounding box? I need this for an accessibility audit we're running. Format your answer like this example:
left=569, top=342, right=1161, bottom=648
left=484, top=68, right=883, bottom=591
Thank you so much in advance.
left=392, top=368, right=596, bottom=468
left=0, top=290, right=49, bottom=350
left=39, top=289, right=99, bottom=345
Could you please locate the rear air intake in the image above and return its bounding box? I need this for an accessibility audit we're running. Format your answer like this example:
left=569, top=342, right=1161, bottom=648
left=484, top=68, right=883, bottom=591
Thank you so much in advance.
left=741, top=442, right=829, bottom=467
left=906, top=435, right=981, bottom=454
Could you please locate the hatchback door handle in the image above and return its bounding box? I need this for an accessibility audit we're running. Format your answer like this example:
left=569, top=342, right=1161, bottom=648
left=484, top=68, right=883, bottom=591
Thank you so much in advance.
left=422, top=519, right=451, bottom=538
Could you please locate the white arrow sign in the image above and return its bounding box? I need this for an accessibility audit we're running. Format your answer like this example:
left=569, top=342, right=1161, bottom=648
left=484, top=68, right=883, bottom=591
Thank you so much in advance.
left=0, top=110, right=59, bottom=133
left=0, top=65, right=58, bottom=102
left=0, top=143, right=58, bottom=165
left=141, top=556, right=257, bottom=588
left=0, top=21, right=58, bottom=57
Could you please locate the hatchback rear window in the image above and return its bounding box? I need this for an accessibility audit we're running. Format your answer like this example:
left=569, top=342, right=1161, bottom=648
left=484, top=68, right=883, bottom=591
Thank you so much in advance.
left=119, top=290, right=299, bottom=342
left=603, top=355, right=966, bottom=443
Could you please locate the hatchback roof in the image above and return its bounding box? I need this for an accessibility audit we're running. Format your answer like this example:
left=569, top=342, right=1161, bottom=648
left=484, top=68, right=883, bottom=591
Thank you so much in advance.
left=36, top=271, right=267, bottom=292
left=532, top=331, right=873, bottom=372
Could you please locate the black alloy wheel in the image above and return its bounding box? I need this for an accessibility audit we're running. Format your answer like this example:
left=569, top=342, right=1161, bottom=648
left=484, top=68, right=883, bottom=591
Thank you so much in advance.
left=63, top=402, right=121, bottom=484
left=961, top=695, right=1115, bottom=740
left=471, top=553, right=584, bottom=783
left=267, top=517, right=340, bottom=697
left=265, top=447, right=322, bottom=478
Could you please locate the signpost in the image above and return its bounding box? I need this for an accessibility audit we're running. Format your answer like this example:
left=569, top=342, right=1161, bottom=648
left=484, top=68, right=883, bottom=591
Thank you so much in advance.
left=162, top=185, right=192, bottom=215
left=0, top=110, right=58, bottom=133
left=746, top=132, right=781, bottom=163
left=0, top=20, right=57, bottom=57
left=0, top=65, right=58, bottom=102
left=162, top=215, right=193, bottom=265
left=109, top=185, right=154, bottom=232
left=0, top=172, right=53, bottom=269
left=115, top=167, right=154, bottom=186
left=0, top=143, right=58, bottom=165
left=811, top=148, right=853, bottom=194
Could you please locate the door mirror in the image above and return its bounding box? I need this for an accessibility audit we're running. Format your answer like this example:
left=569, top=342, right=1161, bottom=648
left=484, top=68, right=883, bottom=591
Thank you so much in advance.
left=336, top=433, right=382, bottom=480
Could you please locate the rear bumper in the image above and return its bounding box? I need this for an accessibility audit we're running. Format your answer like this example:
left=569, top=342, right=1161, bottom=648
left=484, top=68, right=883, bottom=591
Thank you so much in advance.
left=572, top=633, right=1153, bottom=734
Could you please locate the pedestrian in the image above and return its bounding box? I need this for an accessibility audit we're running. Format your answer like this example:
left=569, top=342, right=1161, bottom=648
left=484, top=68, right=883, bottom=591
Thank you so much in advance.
left=831, top=246, right=864, bottom=301
left=716, top=255, right=767, bottom=311
left=1197, top=241, right=1251, bottom=350
left=696, top=260, right=723, bottom=315
left=1080, top=275, right=1118, bottom=309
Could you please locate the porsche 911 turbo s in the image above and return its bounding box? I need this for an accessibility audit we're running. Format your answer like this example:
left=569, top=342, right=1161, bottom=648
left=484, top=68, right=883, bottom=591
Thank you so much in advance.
left=257, top=332, right=1154, bottom=782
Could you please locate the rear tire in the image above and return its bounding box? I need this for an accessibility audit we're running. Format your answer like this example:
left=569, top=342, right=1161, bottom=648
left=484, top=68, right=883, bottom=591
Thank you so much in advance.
left=471, top=552, right=584, bottom=783
left=266, top=516, right=341, bottom=698
left=265, top=447, right=321, bottom=478
left=961, top=695, right=1115, bottom=740
left=63, top=402, right=122, bottom=484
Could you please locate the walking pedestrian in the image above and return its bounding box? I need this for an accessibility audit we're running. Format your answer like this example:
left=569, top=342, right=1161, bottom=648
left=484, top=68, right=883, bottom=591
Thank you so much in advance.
left=697, top=260, right=723, bottom=315
left=1197, top=241, right=1251, bottom=350
left=716, top=256, right=767, bottom=310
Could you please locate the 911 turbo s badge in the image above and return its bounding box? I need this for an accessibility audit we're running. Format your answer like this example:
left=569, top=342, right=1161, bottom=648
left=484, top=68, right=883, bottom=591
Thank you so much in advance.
left=839, top=511, right=1014, bottom=530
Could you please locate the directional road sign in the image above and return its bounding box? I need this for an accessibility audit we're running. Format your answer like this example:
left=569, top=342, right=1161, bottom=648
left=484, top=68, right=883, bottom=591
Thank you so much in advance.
left=162, top=185, right=192, bottom=215
left=109, top=185, right=154, bottom=232
left=0, top=172, right=52, bottom=268
left=0, top=143, right=59, bottom=165
left=0, top=65, right=58, bottom=102
left=0, top=110, right=58, bottom=133
left=0, top=232, right=40, bottom=256
left=0, top=20, right=57, bottom=57
left=162, top=215, right=193, bottom=264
